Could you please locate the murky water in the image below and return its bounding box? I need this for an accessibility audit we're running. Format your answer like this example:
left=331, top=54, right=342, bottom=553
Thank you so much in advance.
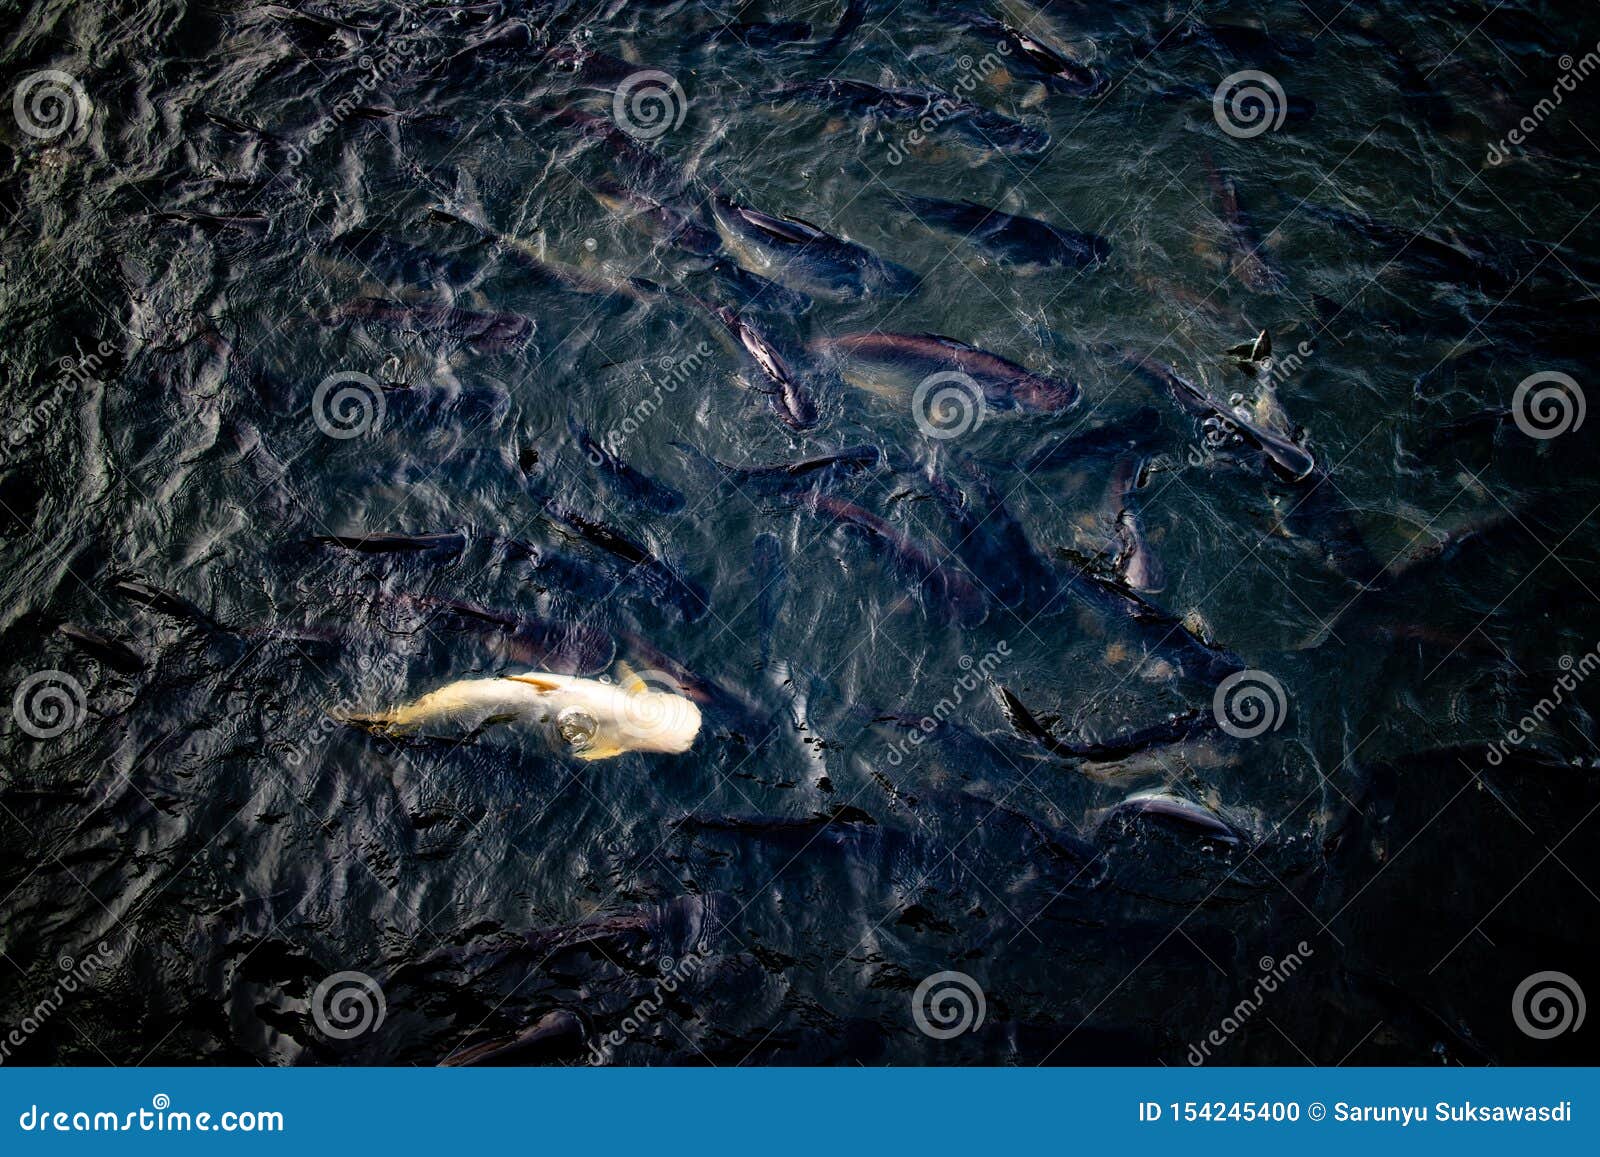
left=2, top=0, right=1599, bottom=1066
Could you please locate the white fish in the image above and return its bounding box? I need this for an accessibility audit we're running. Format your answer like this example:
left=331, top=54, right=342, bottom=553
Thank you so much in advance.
left=342, top=667, right=701, bottom=761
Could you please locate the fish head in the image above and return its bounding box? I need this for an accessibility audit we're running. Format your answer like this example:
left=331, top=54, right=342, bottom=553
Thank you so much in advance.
left=518, top=673, right=703, bottom=760
left=1010, top=372, right=1079, bottom=413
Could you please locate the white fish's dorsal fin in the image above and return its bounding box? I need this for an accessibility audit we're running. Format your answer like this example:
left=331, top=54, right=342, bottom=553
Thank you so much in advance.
left=505, top=674, right=561, bottom=692
left=615, top=661, right=647, bottom=694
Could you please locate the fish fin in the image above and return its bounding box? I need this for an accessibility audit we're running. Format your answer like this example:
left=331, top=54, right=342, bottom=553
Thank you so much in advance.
left=574, top=742, right=626, bottom=762
left=615, top=661, right=647, bottom=693
left=505, top=674, right=561, bottom=692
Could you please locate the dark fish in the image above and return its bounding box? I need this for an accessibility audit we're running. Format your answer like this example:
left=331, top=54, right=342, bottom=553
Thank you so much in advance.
left=151, top=209, right=270, bottom=234
left=111, top=577, right=221, bottom=629
left=815, top=332, right=1079, bottom=413
left=312, top=532, right=467, bottom=555
left=320, top=297, right=533, bottom=352
left=401, top=895, right=724, bottom=985
left=675, top=443, right=882, bottom=495
left=922, top=457, right=1057, bottom=610
left=772, top=79, right=1051, bottom=156
left=749, top=532, right=786, bottom=668
left=1205, top=160, right=1284, bottom=292
left=1053, top=552, right=1245, bottom=684
left=691, top=259, right=814, bottom=315
left=816, top=0, right=866, bottom=56
left=1107, top=454, right=1164, bottom=594
left=966, top=14, right=1105, bottom=94
left=1223, top=329, right=1272, bottom=363
left=427, top=204, right=665, bottom=304
left=674, top=805, right=878, bottom=837
left=442, top=1011, right=585, bottom=1067
left=588, top=180, right=720, bottom=256
left=1022, top=407, right=1167, bottom=472
left=700, top=20, right=812, bottom=49
left=568, top=418, right=684, bottom=515
left=993, top=685, right=1220, bottom=763
left=367, top=592, right=615, bottom=674
left=1091, top=790, right=1243, bottom=845
left=542, top=504, right=710, bottom=622
left=1119, top=351, right=1314, bottom=482
left=696, top=299, right=820, bottom=430
left=710, top=196, right=916, bottom=301
left=544, top=107, right=686, bottom=195
left=890, top=192, right=1108, bottom=270
left=57, top=624, right=145, bottom=675
left=805, top=493, right=988, bottom=626
left=1300, top=202, right=1523, bottom=292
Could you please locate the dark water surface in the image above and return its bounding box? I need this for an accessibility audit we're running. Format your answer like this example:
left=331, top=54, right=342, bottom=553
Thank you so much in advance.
left=2, top=0, right=1599, bottom=1066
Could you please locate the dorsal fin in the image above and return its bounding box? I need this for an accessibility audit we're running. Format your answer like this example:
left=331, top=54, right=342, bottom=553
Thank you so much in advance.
left=505, top=674, right=561, bottom=692
left=615, top=661, right=647, bottom=694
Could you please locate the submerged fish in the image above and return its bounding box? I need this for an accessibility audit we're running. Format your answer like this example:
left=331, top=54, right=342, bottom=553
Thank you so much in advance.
left=320, top=297, right=533, bottom=351
left=588, top=180, right=720, bottom=256
left=1120, top=351, right=1314, bottom=482
left=968, top=4, right=1106, bottom=94
left=57, top=623, right=145, bottom=675
left=1107, top=454, right=1164, bottom=594
left=676, top=443, right=882, bottom=495
left=441, top=1010, right=585, bottom=1067
left=815, top=332, right=1078, bottom=414
left=1205, top=161, right=1284, bottom=292
left=695, top=299, right=820, bottom=430
left=1090, top=789, right=1243, bottom=845
left=749, top=532, right=786, bottom=669
left=568, top=418, right=685, bottom=515
left=312, top=532, right=467, bottom=555
left=710, top=196, right=916, bottom=301
left=806, top=493, right=988, bottom=626
left=891, top=192, right=1109, bottom=270
left=343, top=669, right=702, bottom=760
left=542, top=504, right=711, bottom=622
left=771, top=78, right=1051, bottom=156
left=993, top=685, right=1220, bottom=763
